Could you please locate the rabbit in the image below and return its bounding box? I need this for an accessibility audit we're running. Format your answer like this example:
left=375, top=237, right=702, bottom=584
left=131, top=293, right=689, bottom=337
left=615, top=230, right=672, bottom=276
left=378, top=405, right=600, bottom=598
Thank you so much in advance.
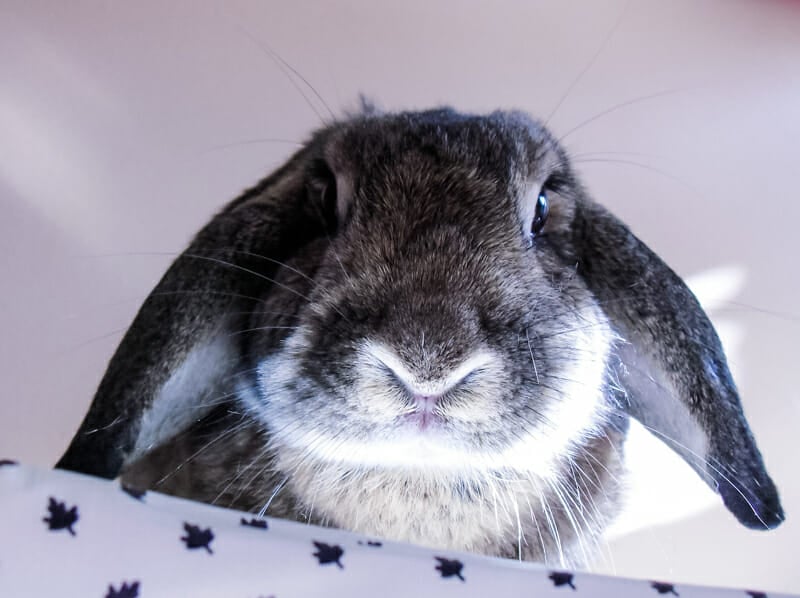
left=56, top=106, right=783, bottom=567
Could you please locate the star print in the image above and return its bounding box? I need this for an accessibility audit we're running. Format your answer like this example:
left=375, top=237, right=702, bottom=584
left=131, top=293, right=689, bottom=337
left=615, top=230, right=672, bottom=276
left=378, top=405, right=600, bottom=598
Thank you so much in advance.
left=105, top=581, right=140, bottom=598
left=313, top=541, right=344, bottom=568
left=651, top=582, right=679, bottom=595
left=43, top=497, right=78, bottom=536
left=241, top=517, right=269, bottom=529
left=435, top=557, right=465, bottom=581
left=549, top=571, right=576, bottom=590
left=181, top=522, right=214, bottom=554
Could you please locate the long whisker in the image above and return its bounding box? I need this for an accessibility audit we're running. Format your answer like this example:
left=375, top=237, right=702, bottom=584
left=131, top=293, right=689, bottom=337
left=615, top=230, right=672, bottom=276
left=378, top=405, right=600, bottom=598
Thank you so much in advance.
left=179, top=253, right=350, bottom=323
left=558, top=87, right=694, bottom=142
left=53, top=327, right=129, bottom=356
left=525, top=328, right=540, bottom=384
left=523, top=492, right=548, bottom=563
left=641, top=424, right=770, bottom=528
left=538, top=480, right=566, bottom=567
left=211, top=446, right=270, bottom=505
left=570, top=157, right=697, bottom=191
left=548, top=476, right=591, bottom=567
left=545, top=0, right=631, bottom=126
left=227, top=21, right=329, bottom=124
left=154, top=418, right=251, bottom=486
left=258, top=476, right=290, bottom=518
left=227, top=325, right=300, bottom=337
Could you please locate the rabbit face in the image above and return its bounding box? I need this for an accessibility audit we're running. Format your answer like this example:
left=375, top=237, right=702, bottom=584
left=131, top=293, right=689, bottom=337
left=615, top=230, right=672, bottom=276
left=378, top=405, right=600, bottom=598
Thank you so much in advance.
left=242, top=114, right=614, bottom=489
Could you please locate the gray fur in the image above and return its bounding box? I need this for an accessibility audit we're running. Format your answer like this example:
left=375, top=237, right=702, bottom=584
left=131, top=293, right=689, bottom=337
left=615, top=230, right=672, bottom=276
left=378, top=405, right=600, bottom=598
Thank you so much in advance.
left=57, top=107, right=783, bottom=567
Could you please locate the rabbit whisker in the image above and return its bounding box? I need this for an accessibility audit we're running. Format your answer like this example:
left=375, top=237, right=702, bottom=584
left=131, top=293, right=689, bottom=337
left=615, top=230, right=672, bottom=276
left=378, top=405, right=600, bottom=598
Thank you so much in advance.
left=641, top=424, right=770, bottom=528
left=228, top=450, right=277, bottom=509
left=545, top=0, right=631, bottom=127
left=558, top=86, right=695, bottom=143
left=547, top=476, right=590, bottom=566
left=228, top=325, right=300, bottom=337
left=538, top=479, right=566, bottom=567
left=523, top=492, right=549, bottom=564
left=226, top=18, right=332, bottom=123
left=211, top=452, right=264, bottom=506
left=154, top=417, right=251, bottom=487
left=82, top=413, right=125, bottom=436
left=258, top=476, right=290, bottom=518
left=524, top=328, right=540, bottom=384
left=571, top=157, right=697, bottom=191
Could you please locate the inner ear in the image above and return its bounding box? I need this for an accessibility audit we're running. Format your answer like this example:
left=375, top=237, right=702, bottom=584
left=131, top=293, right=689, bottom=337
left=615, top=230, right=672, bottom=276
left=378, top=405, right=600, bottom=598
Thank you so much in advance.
left=129, top=325, right=240, bottom=463
left=611, top=339, right=715, bottom=489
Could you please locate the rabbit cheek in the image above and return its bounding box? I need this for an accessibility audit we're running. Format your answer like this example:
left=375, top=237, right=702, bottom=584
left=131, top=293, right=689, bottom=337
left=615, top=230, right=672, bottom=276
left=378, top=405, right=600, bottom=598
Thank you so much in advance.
left=537, top=307, right=613, bottom=464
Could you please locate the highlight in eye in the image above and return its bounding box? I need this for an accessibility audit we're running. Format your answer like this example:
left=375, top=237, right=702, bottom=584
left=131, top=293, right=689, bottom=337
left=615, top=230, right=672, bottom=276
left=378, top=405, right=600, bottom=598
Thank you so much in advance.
left=531, top=189, right=550, bottom=236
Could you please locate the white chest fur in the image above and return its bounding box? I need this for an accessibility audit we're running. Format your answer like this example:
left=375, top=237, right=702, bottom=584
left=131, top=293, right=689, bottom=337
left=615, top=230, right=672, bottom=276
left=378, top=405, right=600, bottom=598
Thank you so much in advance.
left=272, top=447, right=610, bottom=567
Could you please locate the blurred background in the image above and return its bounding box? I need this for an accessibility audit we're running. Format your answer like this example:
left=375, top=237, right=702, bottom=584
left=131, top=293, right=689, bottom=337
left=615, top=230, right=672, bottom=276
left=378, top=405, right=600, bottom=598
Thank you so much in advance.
left=1, top=0, right=798, bottom=592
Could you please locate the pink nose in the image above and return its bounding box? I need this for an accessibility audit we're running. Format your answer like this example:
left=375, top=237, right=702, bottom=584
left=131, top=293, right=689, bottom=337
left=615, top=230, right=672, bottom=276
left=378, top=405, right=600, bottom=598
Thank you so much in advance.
left=407, top=394, right=442, bottom=430
left=413, top=394, right=440, bottom=412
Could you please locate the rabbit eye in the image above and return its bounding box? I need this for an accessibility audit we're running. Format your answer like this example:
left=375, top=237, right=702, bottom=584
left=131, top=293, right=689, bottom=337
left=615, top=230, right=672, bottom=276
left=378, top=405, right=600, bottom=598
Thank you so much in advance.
left=531, top=190, right=549, bottom=236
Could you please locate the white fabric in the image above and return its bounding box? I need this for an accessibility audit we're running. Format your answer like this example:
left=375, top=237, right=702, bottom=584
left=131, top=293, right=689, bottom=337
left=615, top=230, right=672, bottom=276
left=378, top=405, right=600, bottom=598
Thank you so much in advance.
left=0, top=463, right=787, bottom=598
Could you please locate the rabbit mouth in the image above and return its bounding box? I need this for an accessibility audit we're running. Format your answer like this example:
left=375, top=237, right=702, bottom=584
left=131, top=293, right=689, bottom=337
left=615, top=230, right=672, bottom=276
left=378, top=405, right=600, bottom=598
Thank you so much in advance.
left=402, top=409, right=444, bottom=431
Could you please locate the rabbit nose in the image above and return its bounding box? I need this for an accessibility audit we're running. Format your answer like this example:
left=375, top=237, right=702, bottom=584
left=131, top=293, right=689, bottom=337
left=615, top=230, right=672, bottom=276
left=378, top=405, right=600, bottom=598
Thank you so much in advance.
left=411, top=393, right=441, bottom=411
left=406, top=393, right=445, bottom=430
left=364, top=341, right=492, bottom=399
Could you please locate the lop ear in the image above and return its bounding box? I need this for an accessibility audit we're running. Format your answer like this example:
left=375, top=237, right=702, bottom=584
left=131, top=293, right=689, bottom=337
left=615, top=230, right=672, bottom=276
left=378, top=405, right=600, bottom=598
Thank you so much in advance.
left=57, top=144, right=327, bottom=479
left=576, top=200, right=784, bottom=530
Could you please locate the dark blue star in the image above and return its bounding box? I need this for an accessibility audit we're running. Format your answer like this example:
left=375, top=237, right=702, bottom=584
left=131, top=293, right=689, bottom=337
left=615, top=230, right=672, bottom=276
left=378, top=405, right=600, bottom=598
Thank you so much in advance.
left=181, top=522, right=214, bottom=554
left=313, top=541, right=344, bottom=568
left=105, top=581, right=140, bottom=598
left=435, top=557, right=465, bottom=581
left=651, top=581, right=679, bottom=595
left=241, top=517, right=268, bottom=529
left=43, top=497, right=78, bottom=536
left=549, top=571, right=576, bottom=590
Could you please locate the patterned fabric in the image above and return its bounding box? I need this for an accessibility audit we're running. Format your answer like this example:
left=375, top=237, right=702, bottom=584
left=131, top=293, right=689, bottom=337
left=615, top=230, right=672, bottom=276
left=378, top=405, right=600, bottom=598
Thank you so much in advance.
left=0, top=462, right=788, bottom=597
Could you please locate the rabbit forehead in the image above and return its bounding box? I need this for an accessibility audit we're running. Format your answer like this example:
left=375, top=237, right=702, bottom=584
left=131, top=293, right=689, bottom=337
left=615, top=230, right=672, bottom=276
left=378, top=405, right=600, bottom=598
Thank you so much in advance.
left=324, top=109, right=563, bottom=193
left=316, top=114, right=569, bottom=253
